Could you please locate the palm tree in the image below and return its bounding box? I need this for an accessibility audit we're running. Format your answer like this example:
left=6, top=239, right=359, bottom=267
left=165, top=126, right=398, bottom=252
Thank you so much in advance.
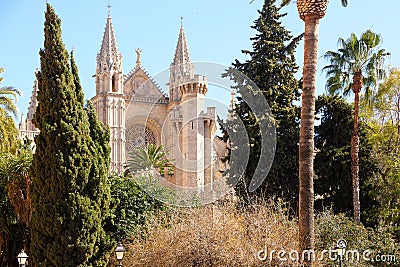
left=0, top=110, right=19, bottom=154
left=284, top=0, right=349, bottom=257
left=0, top=147, right=32, bottom=266
left=0, top=68, right=21, bottom=118
left=323, top=30, right=389, bottom=224
left=0, top=68, right=21, bottom=153
left=127, top=143, right=171, bottom=175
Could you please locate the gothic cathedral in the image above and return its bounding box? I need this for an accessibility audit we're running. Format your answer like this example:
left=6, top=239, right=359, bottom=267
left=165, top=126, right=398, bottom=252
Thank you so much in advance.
left=19, top=14, right=225, bottom=190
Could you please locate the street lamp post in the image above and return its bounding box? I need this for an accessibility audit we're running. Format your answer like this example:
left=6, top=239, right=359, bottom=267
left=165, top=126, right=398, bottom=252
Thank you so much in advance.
left=17, top=249, right=28, bottom=267
left=114, top=242, right=125, bottom=267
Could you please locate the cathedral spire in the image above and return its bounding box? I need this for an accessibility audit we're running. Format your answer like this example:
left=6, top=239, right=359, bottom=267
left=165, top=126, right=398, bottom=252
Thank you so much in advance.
left=169, top=19, right=195, bottom=101
left=92, top=11, right=125, bottom=172
left=19, top=71, right=40, bottom=135
left=96, top=14, right=122, bottom=75
left=227, top=90, right=236, bottom=121
left=27, top=70, right=39, bottom=120
left=229, top=90, right=236, bottom=110
left=172, top=21, right=192, bottom=67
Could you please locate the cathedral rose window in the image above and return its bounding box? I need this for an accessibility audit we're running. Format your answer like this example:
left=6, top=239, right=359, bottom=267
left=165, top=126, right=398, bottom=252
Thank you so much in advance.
left=125, top=124, right=156, bottom=151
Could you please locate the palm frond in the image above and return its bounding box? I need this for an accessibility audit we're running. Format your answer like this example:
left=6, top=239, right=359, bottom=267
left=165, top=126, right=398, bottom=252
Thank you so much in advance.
left=323, top=30, right=389, bottom=100
left=281, top=0, right=291, bottom=7
left=0, top=86, right=21, bottom=118
left=127, top=144, right=171, bottom=174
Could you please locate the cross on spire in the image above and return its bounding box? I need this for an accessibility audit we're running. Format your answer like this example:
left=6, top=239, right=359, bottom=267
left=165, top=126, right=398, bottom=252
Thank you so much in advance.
left=107, top=1, right=112, bottom=17
left=180, top=16, right=184, bottom=28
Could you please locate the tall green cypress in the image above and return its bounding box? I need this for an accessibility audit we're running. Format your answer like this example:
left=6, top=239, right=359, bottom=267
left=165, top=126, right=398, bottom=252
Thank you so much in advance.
left=84, top=101, right=114, bottom=266
left=31, top=4, right=112, bottom=266
left=223, top=0, right=301, bottom=208
left=70, top=50, right=84, bottom=106
left=72, top=51, right=114, bottom=265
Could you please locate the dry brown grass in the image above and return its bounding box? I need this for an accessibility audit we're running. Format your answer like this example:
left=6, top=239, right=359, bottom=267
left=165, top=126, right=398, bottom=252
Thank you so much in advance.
left=122, top=200, right=302, bottom=267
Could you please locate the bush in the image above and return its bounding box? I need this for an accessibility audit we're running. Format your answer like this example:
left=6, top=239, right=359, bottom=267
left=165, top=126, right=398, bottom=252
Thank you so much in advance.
left=122, top=200, right=298, bottom=266
left=119, top=201, right=399, bottom=267
left=316, top=210, right=400, bottom=266
left=107, top=174, right=166, bottom=241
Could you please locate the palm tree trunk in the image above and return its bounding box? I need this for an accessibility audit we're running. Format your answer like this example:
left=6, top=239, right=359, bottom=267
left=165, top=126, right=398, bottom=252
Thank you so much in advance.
left=352, top=71, right=362, bottom=224
left=299, top=14, right=320, bottom=260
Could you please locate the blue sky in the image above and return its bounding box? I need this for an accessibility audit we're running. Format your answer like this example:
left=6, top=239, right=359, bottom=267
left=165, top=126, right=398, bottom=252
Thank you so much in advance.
left=1, top=0, right=399, bottom=120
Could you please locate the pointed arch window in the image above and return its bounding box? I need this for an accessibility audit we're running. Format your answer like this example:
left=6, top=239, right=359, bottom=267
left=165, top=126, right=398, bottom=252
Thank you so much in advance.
left=112, top=73, right=118, bottom=92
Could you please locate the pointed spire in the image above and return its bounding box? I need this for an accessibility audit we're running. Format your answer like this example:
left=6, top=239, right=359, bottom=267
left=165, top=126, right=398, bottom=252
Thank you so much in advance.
left=227, top=90, right=236, bottom=121
left=19, top=112, right=26, bottom=131
left=170, top=19, right=194, bottom=88
left=97, top=14, right=121, bottom=74
left=27, top=70, right=39, bottom=120
left=169, top=20, right=196, bottom=101
left=229, top=90, right=236, bottom=110
left=172, top=22, right=191, bottom=66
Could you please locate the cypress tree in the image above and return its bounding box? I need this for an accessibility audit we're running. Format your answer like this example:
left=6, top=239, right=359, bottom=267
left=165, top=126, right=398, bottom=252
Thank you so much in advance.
left=73, top=50, right=114, bottom=265
left=223, top=0, right=301, bottom=208
left=84, top=101, right=113, bottom=266
left=70, top=50, right=84, bottom=106
left=31, top=4, right=112, bottom=266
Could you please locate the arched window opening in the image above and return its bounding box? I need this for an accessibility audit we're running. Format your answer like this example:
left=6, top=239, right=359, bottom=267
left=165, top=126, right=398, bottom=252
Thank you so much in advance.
left=112, top=74, right=117, bottom=92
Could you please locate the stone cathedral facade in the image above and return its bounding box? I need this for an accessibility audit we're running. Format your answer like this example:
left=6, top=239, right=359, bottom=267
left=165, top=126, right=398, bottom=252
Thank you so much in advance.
left=19, top=14, right=226, bottom=189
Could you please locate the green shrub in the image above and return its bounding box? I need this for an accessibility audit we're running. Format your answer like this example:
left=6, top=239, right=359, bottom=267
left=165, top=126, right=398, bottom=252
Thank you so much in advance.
left=316, top=210, right=399, bottom=266
left=108, top=174, right=166, bottom=241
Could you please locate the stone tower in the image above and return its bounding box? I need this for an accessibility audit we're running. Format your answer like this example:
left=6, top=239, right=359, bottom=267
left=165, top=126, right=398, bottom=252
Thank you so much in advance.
left=168, top=24, right=216, bottom=189
left=92, top=14, right=126, bottom=173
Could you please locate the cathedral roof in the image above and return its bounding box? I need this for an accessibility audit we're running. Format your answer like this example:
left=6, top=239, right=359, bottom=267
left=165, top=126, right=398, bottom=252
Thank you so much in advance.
left=124, top=65, right=168, bottom=101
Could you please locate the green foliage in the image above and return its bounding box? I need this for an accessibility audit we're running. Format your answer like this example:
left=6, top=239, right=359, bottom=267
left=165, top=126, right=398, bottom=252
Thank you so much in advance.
left=0, top=68, right=21, bottom=154
left=127, top=143, right=172, bottom=175
left=84, top=100, right=114, bottom=265
left=134, top=173, right=179, bottom=206
left=30, top=4, right=112, bottom=266
left=316, top=210, right=399, bottom=267
left=316, top=211, right=369, bottom=253
left=108, top=174, right=166, bottom=241
left=0, top=67, right=21, bottom=118
left=323, top=30, right=390, bottom=223
left=314, top=95, right=377, bottom=219
left=0, top=154, right=21, bottom=266
left=323, top=30, right=389, bottom=98
left=0, top=145, right=32, bottom=266
left=0, top=110, right=19, bottom=154
left=361, top=68, right=400, bottom=240
left=70, top=50, right=84, bottom=106
left=221, top=0, right=301, bottom=208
